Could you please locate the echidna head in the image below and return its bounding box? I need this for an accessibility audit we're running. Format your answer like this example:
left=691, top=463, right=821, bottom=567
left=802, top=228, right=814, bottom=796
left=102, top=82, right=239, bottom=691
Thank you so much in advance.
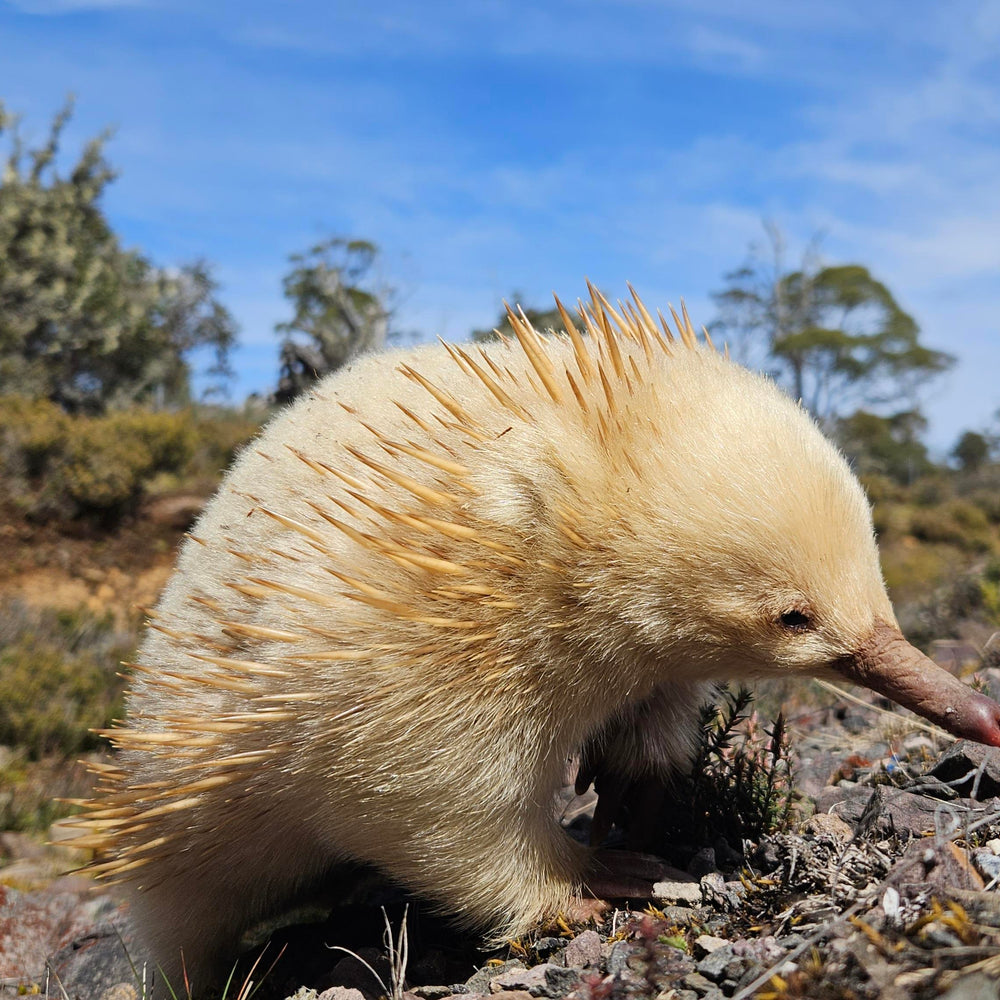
left=546, top=346, right=1000, bottom=746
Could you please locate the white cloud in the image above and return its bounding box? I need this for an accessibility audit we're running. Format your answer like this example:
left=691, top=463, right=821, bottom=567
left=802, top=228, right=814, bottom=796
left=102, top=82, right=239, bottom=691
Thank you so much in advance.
left=685, top=25, right=765, bottom=71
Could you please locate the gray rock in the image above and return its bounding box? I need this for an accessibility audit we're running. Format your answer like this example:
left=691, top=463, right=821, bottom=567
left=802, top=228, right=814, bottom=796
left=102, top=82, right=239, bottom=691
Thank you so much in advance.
left=532, top=937, right=565, bottom=960
left=692, top=935, right=729, bottom=958
left=687, top=848, right=717, bottom=878
left=486, top=963, right=579, bottom=998
left=652, top=879, right=702, bottom=905
left=541, top=965, right=581, bottom=997
left=973, top=848, right=1000, bottom=883
left=465, top=960, right=524, bottom=996
left=317, top=990, right=367, bottom=1000
left=488, top=965, right=550, bottom=993
left=680, top=971, right=723, bottom=998
left=817, top=783, right=974, bottom=838
left=694, top=945, right=737, bottom=983
left=605, top=941, right=632, bottom=977
left=929, top=741, right=1000, bottom=800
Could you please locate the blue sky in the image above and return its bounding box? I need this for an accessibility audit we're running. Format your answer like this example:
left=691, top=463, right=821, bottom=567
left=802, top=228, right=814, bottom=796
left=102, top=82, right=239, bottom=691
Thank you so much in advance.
left=1, top=0, right=998, bottom=454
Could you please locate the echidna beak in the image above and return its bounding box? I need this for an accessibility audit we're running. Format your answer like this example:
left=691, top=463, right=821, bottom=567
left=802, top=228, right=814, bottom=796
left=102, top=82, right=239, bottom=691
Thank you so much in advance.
left=834, top=621, right=1000, bottom=747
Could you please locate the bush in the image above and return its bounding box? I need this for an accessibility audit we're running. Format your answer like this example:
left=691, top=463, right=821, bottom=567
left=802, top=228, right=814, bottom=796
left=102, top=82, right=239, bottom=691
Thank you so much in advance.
left=49, top=409, right=196, bottom=514
left=908, top=500, right=994, bottom=552
left=0, top=396, right=218, bottom=521
left=185, top=405, right=263, bottom=482
left=969, top=490, right=1000, bottom=525
left=652, top=686, right=794, bottom=856
left=0, top=601, right=135, bottom=758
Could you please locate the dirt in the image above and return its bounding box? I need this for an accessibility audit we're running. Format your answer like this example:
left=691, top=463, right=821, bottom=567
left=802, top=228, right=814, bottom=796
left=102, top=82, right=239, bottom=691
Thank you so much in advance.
left=0, top=495, right=198, bottom=625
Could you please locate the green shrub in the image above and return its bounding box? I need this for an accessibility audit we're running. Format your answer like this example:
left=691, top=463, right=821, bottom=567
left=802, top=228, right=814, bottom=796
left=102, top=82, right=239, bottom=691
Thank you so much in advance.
left=908, top=500, right=994, bottom=552
left=0, top=396, right=223, bottom=521
left=969, top=490, right=1000, bottom=525
left=47, top=409, right=196, bottom=514
left=0, top=602, right=134, bottom=758
left=186, top=405, right=263, bottom=481
left=981, top=559, right=1000, bottom=623
left=911, top=476, right=954, bottom=507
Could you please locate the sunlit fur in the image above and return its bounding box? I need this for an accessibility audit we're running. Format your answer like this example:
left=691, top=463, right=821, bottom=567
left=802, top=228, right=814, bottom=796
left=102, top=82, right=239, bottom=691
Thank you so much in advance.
left=76, top=292, right=894, bottom=989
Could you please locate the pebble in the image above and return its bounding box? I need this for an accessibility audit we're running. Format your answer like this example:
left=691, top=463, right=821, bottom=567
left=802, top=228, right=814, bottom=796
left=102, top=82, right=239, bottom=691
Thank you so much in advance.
left=604, top=940, right=632, bottom=977
left=652, top=880, right=702, bottom=905
left=692, top=935, right=729, bottom=958
left=972, top=849, right=1000, bottom=883
left=563, top=929, right=602, bottom=969
left=465, top=961, right=523, bottom=996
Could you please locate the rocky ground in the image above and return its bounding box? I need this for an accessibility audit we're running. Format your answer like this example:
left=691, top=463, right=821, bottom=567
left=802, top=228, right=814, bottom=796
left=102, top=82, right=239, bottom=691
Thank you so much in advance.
left=3, top=704, right=1000, bottom=1000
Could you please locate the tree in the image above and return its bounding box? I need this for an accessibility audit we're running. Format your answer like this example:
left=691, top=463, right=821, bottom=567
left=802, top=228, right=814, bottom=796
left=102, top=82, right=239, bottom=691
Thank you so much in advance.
left=471, top=298, right=563, bottom=343
left=0, top=98, right=236, bottom=413
left=952, top=431, right=992, bottom=474
left=710, top=224, right=954, bottom=425
left=836, top=409, right=934, bottom=485
left=274, top=238, right=390, bottom=404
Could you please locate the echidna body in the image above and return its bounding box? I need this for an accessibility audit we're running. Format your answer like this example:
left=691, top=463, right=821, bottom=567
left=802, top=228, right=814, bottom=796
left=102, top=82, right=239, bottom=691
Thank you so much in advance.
left=79, top=291, right=1000, bottom=990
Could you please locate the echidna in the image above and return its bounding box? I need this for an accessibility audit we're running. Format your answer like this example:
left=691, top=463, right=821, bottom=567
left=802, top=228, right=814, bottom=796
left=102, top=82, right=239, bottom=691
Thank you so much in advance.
left=76, top=286, right=1000, bottom=990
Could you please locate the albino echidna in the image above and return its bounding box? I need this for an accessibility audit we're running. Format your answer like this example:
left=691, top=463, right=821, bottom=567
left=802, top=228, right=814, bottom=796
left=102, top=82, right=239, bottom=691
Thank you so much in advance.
left=76, top=286, right=1000, bottom=991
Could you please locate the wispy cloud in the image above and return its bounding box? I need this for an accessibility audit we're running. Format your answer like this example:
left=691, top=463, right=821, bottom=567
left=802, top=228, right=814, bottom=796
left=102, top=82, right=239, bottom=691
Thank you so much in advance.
left=0, top=0, right=996, bottom=447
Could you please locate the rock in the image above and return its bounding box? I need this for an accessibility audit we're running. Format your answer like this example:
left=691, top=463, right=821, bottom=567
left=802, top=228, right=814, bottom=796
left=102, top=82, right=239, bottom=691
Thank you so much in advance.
left=563, top=930, right=601, bottom=969
left=679, top=971, right=721, bottom=998
left=816, top=783, right=971, bottom=838
left=411, top=987, right=453, bottom=999
left=487, top=963, right=578, bottom=997
left=928, top=741, right=1000, bottom=800
left=0, top=832, right=47, bottom=862
left=532, top=937, right=565, bottom=960
left=541, top=966, right=582, bottom=996
left=604, top=941, right=632, bottom=977
left=749, top=840, right=781, bottom=874
left=802, top=812, right=854, bottom=843
left=465, top=961, right=524, bottom=996
left=972, top=849, right=1000, bottom=884
left=328, top=948, right=393, bottom=997
left=694, top=945, right=738, bottom=983
left=687, top=848, right=716, bottom=878
left=0, top=882, right=128, bottom=986
left=651, top=880, right=701, bottom=905
left=936, top=971, right=1000, bottom=1000
left=692, top=935, right=728, bottom=958
left=887, top=839, right=984, bottom=895
left=46, top=919, right=141, bottom=1000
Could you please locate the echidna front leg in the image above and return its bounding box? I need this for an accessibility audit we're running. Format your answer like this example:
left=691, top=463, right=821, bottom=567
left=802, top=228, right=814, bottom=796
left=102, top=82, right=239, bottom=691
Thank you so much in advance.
left=578, top=681, right=711, bottom=848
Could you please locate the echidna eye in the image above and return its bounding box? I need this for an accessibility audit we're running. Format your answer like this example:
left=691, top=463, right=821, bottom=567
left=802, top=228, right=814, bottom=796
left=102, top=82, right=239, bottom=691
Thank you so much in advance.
left=779, top=610, right=811, bottom=631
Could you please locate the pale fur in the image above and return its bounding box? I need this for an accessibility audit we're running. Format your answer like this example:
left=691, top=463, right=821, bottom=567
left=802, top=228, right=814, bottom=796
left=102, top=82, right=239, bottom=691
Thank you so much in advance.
left=79, top=298, right=894, bottom=989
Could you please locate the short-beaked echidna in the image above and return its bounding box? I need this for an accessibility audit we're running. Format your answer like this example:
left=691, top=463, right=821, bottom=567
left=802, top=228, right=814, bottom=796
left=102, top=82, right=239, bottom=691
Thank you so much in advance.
left=75, top=287, right=1000, bottom=990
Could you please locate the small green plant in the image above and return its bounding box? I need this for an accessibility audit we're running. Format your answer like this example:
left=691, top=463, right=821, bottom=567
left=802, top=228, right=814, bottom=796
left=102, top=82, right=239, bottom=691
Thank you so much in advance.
left=662, top=685, right=795, bottom=851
